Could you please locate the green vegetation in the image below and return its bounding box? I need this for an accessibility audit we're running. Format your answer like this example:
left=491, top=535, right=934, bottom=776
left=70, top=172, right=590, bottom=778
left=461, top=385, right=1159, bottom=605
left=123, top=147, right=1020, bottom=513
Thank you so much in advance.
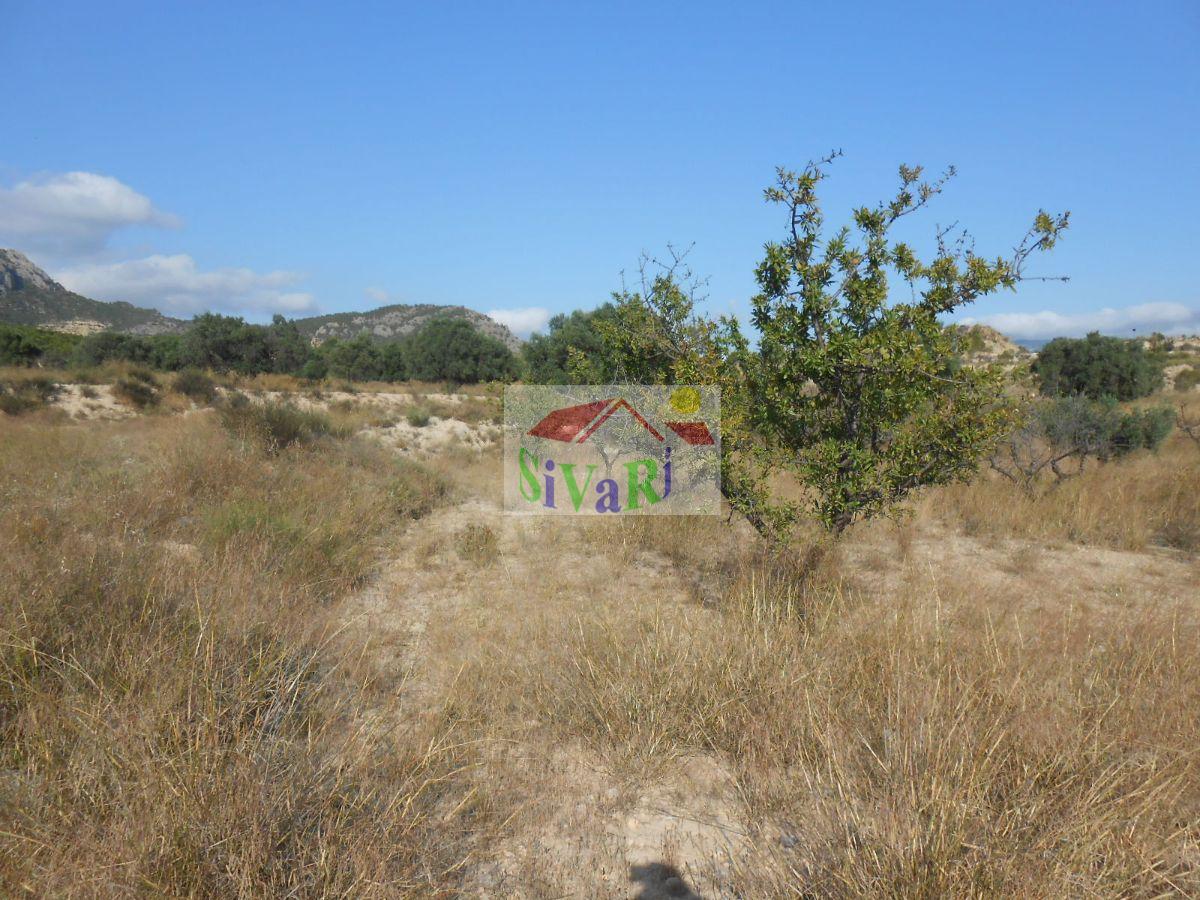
left=218, top=397, right=349, bottom=452
left=740, top=158, right=1070, bottom=533
left=0, top=375, right=60, bottom=415
left=178, top=313, right=307, bottom=374
left=521, top=304, right=619, bottom=383
left=991, top=395, right=1176, bottom=493
left=0, top=323, right=82, bottom=367
left=1033, top=332, right=1163, bottom=399
left=171, top=368, right=218, bottom=403
left=72, top=330, right=182, bottom=369
left=403, top=316, right=517, bottom=383
left=1175, top=364, right=1200, bottom=393
left=0, top=314, right=518, bottom=385
left=588, top=157, right=1069, bottom=538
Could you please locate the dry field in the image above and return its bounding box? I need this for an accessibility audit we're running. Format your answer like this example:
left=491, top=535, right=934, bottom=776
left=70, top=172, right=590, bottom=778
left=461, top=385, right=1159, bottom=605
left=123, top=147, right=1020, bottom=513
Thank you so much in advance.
left=1, top=378, right=1199, bottom=897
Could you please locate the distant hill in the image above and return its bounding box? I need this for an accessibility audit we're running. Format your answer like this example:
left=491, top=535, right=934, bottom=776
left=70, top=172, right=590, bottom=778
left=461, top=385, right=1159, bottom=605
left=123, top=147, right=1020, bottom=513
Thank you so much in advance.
left=0, top=248, right=521, bottom=350
left=292, top=304, right=522, bottom=352
left=951, top=324, right=1033, bottom=368
left=0, top=249, right=187, bottom=336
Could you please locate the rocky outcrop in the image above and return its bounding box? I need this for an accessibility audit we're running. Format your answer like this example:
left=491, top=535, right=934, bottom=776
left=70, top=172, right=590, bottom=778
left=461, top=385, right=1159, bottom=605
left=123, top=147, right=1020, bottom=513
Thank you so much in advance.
left=0, top=249, right=60, bottom=294
left=951, top=324, right=1033, bottom=369
left=293, top=304, right=522, bottom=351
left=1, top=248, right=521, bottom=348
left=0, top=248, right=188, bottom=335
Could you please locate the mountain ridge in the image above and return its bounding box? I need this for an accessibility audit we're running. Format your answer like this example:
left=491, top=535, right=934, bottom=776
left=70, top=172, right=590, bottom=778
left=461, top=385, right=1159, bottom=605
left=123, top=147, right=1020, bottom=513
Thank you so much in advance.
left=0, top=249, right=188, bottom=335
left=0, top=249, right=521, bottom=349
left=293, top=303, right=521, bottom=351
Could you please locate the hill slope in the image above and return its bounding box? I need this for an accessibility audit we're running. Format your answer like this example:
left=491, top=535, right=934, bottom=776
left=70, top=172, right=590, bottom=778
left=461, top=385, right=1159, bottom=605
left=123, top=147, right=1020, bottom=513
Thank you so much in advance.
left=1, top=249, right=520, bottom=349
left=0, top=249, right=187, bottom=336
left=952, top=323, right=1034, bottom=368
left=292, top=304, right=522, bottom=351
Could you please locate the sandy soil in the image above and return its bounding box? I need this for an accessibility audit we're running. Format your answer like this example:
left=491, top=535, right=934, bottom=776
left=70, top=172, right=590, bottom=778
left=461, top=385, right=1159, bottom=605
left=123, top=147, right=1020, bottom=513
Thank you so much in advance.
left=37, top=384, right=503, bottom=453
left=52, top=384, right=140, bottom=421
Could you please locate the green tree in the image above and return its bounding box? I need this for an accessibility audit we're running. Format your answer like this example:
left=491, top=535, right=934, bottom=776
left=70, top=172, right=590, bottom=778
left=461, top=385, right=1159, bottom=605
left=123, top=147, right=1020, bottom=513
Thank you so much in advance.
left=179, top=314, right=272, bottom=374
left=595, top=159, right=1069, bottom=541
left=377, top=341, right=408, bottom=381
left=265, top=315, right=311, bottom=374
left=588, top=248, right=787, bottom=540
left=0, top=326, right=45, bottom=366
left=145, top=334, right=185, bottom=371
left=405, top=317, right=517, bottom=383
left=1033, top=332, right=1163, bottom=400
left=73, top=332, right=155, bottom=367
left=747, top=154, right=1069, bottom=532
left=323, top=334, right=384, bottom=381
left=522, top=304, right=619, bottom=383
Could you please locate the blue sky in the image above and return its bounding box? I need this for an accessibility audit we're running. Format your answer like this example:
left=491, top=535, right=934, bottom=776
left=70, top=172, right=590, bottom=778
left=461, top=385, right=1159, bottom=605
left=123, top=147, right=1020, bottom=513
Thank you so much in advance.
left=2, top=0, right=1197, bottom=339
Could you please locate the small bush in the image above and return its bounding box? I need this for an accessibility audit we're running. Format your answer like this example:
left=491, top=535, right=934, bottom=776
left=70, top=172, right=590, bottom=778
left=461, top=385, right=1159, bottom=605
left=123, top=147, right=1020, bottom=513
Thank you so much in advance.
left=79, top=385, right=99, bottom=399
left=172, top=368, right=218, bottom=403
left=992, top=396, right=1177, bottom=493
left=1111, top=405, right=1176, bottom=455
left=1036, top=396, right=1174, bottom=459
left=406, top=408, right=432, bottom=428
left=218, top=399, right=347, bottom=452
left=386, top=464, right=452, bottom=518
left=454, top=523, right=497, bottom=564
left=0, top=377, right=60, bottom=415
left=127, top=366, right=159, bottom=386
left=1175, top=366, right=1200, bottom=393
left=112, top=376, right=160, bottom=408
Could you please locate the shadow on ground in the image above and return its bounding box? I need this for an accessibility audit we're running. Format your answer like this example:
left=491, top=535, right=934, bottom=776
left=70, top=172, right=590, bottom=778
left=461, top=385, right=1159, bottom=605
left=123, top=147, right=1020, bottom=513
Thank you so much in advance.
left=630, top=862, right=704, bottom=899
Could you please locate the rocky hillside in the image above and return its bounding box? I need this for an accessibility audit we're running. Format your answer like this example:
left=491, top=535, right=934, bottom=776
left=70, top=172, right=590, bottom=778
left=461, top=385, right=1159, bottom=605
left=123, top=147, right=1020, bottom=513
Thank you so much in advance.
left=0, top=249, right=187, bottom=336
left=293, top=304, right=522, bottom=351
left=0, top=249, right=521, bottom=348
left=951, top=324, right=1033, bottom=368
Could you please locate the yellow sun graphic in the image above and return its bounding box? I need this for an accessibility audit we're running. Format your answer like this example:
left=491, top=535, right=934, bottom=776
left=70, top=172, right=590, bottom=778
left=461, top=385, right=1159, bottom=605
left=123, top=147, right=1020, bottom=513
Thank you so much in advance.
left=668, top=387, right=701, bottom=415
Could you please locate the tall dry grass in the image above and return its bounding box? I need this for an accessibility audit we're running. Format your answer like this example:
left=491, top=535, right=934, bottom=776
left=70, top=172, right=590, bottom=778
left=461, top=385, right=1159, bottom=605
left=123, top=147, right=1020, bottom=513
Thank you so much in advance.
left=0, top=411, right=482, bottom=896
left=3, top=386, right=1199, bottom=896
left=923, top=396, right=1200, bottom=552
left=426, top=510, right=1200, bottom=895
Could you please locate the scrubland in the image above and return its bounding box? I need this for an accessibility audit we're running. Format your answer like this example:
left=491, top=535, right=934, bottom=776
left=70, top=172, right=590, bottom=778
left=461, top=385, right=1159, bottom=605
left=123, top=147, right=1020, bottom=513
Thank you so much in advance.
left=1, top=377, right=1198, bottom=897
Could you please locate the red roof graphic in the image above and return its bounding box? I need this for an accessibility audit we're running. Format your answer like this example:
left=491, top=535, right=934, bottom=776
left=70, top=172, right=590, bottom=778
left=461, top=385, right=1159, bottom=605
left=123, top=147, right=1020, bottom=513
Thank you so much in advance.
left=666, top=421, right=715, bottom=445
left=527, top=398, right=664, bottom=443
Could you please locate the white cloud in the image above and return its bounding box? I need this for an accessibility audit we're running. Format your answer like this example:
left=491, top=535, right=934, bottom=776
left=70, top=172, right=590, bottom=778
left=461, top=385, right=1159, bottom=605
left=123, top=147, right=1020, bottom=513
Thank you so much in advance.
left=56, top=254, right=317, bottom=319
left=365, top=286, right=390, bottom=303
left=486, top=306, right=551, bottom=337
left=0, top=171, right=180, bottom=256
left=960, top=302, right=1200, bottom=340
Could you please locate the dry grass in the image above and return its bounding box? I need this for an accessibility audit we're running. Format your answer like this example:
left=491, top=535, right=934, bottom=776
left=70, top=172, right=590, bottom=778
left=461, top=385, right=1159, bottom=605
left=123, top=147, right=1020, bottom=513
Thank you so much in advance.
left=0, top=375, right=60, bottom=416
left=0, top=365, right=500, bottom=396
left=0, top=413, right=481, bottom=896
left=2, top=384, right=1199, bottom=896
left=428, top=512, right=1200, bottom=895
left=923, top=407, right=1200, bottom=552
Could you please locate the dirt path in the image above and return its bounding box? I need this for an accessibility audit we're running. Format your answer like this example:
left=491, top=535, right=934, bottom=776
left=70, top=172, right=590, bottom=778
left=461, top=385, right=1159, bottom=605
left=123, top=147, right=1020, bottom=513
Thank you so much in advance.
left=341, top=455, right=1199, bottom=898
left=341, top=489, right=751, bottom=898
